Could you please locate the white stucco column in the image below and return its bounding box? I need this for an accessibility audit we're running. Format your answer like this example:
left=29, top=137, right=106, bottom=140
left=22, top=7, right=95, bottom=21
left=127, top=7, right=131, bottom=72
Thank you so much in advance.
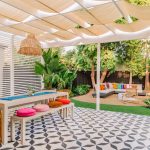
left=96, top=43, right=100, bottom=110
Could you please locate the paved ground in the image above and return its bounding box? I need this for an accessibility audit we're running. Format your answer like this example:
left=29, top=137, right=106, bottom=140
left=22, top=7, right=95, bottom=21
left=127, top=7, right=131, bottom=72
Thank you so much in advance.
left=0, top=107, right=150, bottom=150
left=73, top=90, right=147, bottom=106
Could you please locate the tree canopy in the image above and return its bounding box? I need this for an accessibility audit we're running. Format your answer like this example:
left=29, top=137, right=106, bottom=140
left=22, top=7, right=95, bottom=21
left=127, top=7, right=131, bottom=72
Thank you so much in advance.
left=62, top=39, right=147, bottom=85
left=115, top=40, right=145, bottom=81
left=127, top=0, right=150, bottom=5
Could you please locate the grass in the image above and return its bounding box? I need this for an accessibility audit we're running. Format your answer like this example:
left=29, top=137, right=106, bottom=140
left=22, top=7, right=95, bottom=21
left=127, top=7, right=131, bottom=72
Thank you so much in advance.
left=71, top=99, right=150, bottom=116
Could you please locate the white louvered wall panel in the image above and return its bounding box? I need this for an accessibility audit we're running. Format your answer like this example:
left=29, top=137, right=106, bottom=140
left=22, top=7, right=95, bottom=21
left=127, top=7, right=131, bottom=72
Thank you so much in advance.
left=0, top=46, right=4, bottom=97
left=0, top=31, right=42, bottom=97
left=13, top=36, right=41, bottom=95
left=0, top=32, right=12, bottom=97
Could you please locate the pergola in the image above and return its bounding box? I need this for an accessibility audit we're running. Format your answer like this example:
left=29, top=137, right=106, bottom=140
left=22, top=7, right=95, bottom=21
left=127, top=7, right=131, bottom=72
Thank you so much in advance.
left=0, top=0, right=150, bottom=110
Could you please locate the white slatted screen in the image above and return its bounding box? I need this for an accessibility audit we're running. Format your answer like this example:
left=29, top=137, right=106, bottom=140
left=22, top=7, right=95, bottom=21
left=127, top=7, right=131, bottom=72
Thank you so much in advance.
left=0, top=31, right=42, bottom=97
left=0, top=32, right=11, bottom=97
left=0, top=46, right=5, bottom=97
left=13, top=37, right=41, bottom=95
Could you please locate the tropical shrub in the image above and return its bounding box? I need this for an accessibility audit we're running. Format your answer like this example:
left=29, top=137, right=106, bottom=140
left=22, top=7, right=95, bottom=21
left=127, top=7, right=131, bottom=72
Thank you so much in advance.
left=73, top=84, right=90, bottom=96
left=127, top=0, right=150, bottom=6
left=34, top=48, right=76, bottom=90
left=59, top=69, right=77, bottom=89
left=144, top=99, right=150, bottom=108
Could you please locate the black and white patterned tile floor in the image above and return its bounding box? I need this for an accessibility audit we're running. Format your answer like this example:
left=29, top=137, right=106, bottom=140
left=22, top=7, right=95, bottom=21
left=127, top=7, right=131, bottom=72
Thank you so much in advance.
left=0, top=107, right=150, bottom=150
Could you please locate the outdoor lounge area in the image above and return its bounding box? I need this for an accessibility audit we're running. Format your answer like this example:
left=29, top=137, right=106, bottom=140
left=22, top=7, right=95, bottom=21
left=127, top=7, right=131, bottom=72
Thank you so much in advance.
left=0, top=0, right=150, bottom=150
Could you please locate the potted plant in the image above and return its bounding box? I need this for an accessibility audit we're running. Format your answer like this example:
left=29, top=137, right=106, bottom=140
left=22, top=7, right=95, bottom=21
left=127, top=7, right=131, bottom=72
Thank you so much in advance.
left=27, top=86, right=35, bottom=96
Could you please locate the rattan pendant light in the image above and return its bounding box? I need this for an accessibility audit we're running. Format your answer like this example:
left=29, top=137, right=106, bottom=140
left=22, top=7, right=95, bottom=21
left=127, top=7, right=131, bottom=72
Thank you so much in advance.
left=18, top=34, right=42, bottom=56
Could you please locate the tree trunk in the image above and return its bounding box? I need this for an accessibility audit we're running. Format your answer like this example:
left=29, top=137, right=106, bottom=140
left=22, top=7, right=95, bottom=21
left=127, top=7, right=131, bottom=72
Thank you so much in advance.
left=100, top=69, right=108, bottom=83
left=145, top=64, right=149, bottom=90
left=129, top=71, right=132, bottom=84
left=144, top=41, right=150, bottom=91
left=91, top=64, right=96, bottom=89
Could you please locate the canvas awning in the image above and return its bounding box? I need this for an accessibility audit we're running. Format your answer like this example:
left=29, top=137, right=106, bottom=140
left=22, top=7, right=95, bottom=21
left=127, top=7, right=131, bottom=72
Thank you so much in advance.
left=0, top=0, right=150, bottom=47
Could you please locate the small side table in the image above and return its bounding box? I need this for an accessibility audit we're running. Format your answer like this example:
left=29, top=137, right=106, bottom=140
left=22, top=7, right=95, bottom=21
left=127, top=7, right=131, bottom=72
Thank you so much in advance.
left=118, top=93, right=124, bottom=100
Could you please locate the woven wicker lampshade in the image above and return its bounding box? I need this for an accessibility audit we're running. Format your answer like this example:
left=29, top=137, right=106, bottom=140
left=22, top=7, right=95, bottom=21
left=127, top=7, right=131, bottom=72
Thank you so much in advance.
left=18, top=34, right=42, bottom=56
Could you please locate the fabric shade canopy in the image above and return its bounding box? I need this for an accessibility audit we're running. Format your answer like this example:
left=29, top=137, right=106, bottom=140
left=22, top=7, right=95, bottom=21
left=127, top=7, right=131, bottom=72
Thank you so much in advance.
left=0, top=0, right=150, bottom=47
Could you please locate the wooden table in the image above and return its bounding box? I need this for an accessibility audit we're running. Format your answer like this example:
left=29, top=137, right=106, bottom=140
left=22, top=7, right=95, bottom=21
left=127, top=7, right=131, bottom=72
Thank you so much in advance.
left=0, top=91, right=68, bottom=145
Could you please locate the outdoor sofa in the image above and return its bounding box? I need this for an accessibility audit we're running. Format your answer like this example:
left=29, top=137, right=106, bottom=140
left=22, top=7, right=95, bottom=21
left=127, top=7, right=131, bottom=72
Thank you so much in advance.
left=92, top=83, right=143, bottom=98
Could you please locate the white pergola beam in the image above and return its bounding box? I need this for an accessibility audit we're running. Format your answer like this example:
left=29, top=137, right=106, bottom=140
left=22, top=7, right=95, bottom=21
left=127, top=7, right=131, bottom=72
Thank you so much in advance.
left=74, top=0, right=116, bottom=34
left=96, top=43, right=100, bottom=110
left=10, top=35, right=14, bottom=96
left=112, top=0, right=133, bottom=23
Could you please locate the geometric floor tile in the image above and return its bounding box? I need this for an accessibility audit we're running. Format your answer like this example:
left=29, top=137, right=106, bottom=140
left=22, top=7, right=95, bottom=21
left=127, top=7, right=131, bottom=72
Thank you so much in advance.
left=0, top=107, right=150, bottom=150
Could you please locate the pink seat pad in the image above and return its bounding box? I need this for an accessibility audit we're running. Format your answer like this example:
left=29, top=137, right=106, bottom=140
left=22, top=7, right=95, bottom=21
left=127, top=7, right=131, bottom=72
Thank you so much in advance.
left=33, top=104, right=49, bottom=112
left=16, top=108, right=36, bottom=117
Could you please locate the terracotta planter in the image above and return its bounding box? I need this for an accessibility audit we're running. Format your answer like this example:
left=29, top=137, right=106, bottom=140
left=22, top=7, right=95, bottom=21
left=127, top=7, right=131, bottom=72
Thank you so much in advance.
left=58, top=89, right=71, bottom=93
left=57, top=89, right=71, bottom=99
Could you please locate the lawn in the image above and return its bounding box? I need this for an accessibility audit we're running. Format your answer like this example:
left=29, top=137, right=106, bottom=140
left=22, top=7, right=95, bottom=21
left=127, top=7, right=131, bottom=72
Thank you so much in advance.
left=71, top=99, right=150, bottom=116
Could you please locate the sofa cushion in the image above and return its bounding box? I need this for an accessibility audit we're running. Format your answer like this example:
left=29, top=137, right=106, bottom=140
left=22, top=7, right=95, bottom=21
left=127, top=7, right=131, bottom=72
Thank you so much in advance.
left=108, top=83, right=113, bottom=89
left=106, top=83, right=109, bottom=89
left=112, top=83, right=117, bottom=89
left=100, top=85, right=105, bottom=90
left=130, top=84, right=137, bottom=90
left=115, top=89, right=126, bottom=92
left=123, top=84, right=127, bottom=89
left=126, top=84, right=130, bottom=88
left=100, top=89, right=114, bottom=94
left=117, top=84, right=122, bottom=89
left=114, top=89, right=126, bottom=94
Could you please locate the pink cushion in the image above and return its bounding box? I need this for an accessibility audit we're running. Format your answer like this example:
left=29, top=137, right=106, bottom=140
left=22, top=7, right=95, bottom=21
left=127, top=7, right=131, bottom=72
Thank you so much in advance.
left=16, top=108, right=36, bottom=117
left=126, top=84, right=130, bottom=88
left=33, top=104, right=49, bottom=112
left=57, top=99, right=71, bottom=105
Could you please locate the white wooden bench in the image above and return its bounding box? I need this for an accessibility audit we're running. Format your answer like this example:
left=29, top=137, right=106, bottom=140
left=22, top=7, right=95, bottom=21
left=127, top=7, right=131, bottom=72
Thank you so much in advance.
left=11, top=103, right=74, bottom=145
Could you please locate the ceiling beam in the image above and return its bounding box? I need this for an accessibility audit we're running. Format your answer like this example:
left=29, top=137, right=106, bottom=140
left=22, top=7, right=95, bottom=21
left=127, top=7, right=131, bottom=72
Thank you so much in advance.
left=112, top=0, right=133, bottom=23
